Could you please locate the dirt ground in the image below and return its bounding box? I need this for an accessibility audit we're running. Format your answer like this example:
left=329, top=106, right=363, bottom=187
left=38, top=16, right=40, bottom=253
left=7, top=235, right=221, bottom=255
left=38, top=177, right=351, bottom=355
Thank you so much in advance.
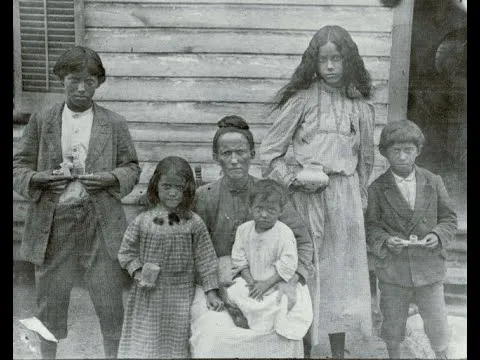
left=13, top=271, right=465, bottom=359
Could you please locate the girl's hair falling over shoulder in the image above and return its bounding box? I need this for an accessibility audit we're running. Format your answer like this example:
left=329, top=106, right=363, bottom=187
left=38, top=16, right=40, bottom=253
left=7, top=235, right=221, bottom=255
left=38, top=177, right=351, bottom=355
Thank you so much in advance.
left=272, top=25, right=372, bottom=111
left=146, top=156, right=197, bottom=217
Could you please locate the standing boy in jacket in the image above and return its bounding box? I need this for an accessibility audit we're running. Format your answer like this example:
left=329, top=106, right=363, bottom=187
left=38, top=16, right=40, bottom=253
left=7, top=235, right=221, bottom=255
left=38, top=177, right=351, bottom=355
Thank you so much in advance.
left=365, top=120, right=457, bottom=359
left=13, top=46, right=141, bottom=359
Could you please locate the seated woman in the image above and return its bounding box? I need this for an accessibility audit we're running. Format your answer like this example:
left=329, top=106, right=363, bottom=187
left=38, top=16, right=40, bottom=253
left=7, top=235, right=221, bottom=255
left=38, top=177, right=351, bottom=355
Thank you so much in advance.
left=189, top=115, right=314, bottom=358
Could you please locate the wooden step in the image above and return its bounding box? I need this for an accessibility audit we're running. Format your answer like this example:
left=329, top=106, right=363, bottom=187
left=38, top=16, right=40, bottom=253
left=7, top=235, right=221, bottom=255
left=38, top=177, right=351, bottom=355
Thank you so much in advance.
left=445, top=292, right=467, bottom=306
left=447, top=226, right=467, bottom=263
left=445, top=267, right=467, bottom=286
left=446, top=303, right=467, bottom=318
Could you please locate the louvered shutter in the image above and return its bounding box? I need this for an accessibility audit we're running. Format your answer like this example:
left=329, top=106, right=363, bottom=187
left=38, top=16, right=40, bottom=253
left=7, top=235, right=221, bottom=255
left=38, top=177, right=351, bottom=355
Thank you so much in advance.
left=13, top=0, right=81, bottom=113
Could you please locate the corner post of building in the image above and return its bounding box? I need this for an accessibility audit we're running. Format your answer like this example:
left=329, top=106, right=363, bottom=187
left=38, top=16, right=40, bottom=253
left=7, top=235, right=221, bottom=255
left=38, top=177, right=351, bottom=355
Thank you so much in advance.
left=74, top=0, right=85, bottom=46
left=387, top=0, right=415, bottom=123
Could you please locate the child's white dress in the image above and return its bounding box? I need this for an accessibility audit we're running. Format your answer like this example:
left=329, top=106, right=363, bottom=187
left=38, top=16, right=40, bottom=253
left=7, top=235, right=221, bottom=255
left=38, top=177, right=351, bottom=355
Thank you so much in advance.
left=227, top=220, right=313, bottom=340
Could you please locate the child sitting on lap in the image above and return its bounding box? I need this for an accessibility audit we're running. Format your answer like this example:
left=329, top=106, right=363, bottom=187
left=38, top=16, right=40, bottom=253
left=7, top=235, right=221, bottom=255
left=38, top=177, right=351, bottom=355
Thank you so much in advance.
left=226, top=179, right=313, bottom=340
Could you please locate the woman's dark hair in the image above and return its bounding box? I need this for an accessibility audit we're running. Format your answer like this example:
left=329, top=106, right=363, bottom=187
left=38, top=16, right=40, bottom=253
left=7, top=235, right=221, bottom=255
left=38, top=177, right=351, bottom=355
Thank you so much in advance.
left=273, top=25, right=372, bottom=111
left=378, top=120, right=425, bottom=157
left=212, top=115, right=255, bottom=155
left=53, top=46, right=106, bottom=85
left=146, top=156, right=196, bottom=217
left=249, top=179, right=286, bottom=208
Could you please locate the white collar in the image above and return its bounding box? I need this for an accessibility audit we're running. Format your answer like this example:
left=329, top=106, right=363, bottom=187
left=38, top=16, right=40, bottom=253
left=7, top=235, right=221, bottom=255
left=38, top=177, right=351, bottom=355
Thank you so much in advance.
left=63, top=105, right=93, bottom=119
left=392, top=168, right=416, bottom=183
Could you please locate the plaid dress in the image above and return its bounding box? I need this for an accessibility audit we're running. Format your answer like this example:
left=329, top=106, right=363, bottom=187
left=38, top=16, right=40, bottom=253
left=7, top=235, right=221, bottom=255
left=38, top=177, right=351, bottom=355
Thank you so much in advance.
left=117, top=209, right=219, bottom=359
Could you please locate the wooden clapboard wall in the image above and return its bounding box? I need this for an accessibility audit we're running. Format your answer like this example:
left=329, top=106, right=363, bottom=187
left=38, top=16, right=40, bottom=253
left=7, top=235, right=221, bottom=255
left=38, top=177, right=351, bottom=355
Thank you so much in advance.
left=14, top=0, right=413, bottom=259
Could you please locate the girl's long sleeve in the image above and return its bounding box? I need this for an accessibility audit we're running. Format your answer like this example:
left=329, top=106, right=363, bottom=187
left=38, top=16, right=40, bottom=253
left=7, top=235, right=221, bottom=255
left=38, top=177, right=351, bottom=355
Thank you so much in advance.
left=260, top=95, right=307, bottom=187
left=118, top=216, right=143, bottom=276
left=357, top=101, right=375, bottom=210
left=192, top=214, right=219, bottom=293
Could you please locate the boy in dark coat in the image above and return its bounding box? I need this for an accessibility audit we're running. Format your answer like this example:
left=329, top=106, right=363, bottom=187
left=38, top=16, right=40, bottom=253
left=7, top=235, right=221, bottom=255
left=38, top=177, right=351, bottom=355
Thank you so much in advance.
left=365, top=120, right=457, bottom=359
left=13, top=46, right=141, bottom=359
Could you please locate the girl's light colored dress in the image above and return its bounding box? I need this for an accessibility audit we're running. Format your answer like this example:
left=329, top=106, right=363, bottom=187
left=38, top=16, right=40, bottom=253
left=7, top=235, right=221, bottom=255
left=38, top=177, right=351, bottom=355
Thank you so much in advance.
left=117, top=208, right=219, bottom=359
left=227, top=220, right=313, bottom=339
left=260, top=79, right=375, bottom=346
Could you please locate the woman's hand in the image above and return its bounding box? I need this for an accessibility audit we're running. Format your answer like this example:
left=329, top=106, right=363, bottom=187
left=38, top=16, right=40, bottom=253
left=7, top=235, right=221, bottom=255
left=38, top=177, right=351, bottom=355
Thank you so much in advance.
left=218, top=283, right=242, bottom=315
left=77, top=172, right=118, bottom=192
left=31, top=170, right=72, bottom=193
left=247, top=280, right=272, bottom=301
left=206, top=290, right=225, bottom=312
left=276, top=274, right=299, bottom=311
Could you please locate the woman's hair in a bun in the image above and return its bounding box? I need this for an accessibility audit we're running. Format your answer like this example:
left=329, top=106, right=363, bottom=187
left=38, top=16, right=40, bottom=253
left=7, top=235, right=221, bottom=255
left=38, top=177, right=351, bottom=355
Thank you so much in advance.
left=213, top=115, right=255, bottom=155
left=217, top=115, right=250, bottom=130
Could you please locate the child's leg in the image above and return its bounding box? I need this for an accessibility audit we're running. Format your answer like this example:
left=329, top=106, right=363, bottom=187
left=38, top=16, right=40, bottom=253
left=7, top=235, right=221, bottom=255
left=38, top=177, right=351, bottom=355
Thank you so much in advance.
left=225, top=280, right=250, bottom=329
left=378, top=280, right=413, bottom=359
left=415, top=282, right=450, bottom=357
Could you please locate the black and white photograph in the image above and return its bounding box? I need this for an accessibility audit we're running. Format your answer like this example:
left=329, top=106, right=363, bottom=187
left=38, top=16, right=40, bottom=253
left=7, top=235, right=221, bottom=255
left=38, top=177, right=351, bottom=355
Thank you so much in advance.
left=13, top=0, right=467, bottom=358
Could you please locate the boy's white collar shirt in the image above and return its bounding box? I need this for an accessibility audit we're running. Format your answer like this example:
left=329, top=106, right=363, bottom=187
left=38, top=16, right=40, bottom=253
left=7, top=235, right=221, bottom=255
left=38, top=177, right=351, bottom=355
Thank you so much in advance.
left=392, top=169, right=416, bottom=210
left=61, top=105, right=94, bottom=168
left=58, top=105, right=93, bottom=203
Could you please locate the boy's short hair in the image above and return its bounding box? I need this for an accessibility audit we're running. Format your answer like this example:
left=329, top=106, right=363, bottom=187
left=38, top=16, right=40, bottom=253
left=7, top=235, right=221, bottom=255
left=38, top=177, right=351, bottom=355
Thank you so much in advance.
left=249, top=179, right=286, bottom=208
left=378, top=120, right=425, bottom=157
left=53, top=46, right=106, bottom=85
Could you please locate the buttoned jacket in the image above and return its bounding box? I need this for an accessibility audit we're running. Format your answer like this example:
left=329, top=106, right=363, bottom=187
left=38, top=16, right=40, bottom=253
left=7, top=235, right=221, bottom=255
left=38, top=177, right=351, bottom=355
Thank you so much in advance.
left=13, top=102, right=141, bottom=265
left=365, top=165, right=457, bottom=287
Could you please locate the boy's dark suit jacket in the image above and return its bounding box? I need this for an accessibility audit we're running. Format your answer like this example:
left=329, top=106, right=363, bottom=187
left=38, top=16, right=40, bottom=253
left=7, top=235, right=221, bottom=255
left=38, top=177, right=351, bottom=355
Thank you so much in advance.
left=365, top=165, right=457, bottom=287
left=13, top=102, right=141, bottom=265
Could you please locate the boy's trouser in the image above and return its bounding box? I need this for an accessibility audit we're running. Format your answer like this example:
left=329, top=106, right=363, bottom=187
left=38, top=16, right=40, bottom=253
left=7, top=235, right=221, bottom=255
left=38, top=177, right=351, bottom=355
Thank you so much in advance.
left=34, top=198, right=124, bottom=342
left=378, top=279, right=450, bottom=352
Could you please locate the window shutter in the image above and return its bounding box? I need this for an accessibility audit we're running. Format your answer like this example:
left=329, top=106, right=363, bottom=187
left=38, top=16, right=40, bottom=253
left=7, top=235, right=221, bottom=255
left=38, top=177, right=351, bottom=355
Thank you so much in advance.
left=14, top=0, right=80, bottom=113
left=19, top=0, right=76, bottom=93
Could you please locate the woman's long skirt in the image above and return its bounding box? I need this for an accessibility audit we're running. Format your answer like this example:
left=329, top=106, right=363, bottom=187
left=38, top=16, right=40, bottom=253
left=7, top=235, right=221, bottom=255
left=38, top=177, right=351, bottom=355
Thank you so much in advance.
left=289, top=172, right=372, bottom=347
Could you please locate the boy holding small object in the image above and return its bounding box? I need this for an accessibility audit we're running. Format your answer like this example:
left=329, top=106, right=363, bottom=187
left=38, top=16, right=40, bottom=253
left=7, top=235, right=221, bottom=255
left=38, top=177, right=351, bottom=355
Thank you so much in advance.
left=365, top=120, right=457, bottom=359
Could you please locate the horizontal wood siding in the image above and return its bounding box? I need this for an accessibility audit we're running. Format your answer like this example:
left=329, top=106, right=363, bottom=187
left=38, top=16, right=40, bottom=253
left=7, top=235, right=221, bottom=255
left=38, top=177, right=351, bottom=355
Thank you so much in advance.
left=88, top=0, right=382, bottom=5
left=86, top=29, right=392, bottom=56
left=84, top=4, right=393, bottom=31
left=13, top=1, right=399, bottom=256
left=99, top=54, right=391, bottom=80
left=94, top=78, right=389, bottom=103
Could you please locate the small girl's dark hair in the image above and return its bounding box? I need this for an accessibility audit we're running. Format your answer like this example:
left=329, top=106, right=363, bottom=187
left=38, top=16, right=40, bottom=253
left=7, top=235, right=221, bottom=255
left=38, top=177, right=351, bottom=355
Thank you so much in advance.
left=378, top=120, right=425, bottom=157
left=249, top=179, right=286, bottom=208
left=212, top=115, right=255, bottom=155
left=146, top=156, right=196, bottom=217
left=53, top=46, right=106, bottom=84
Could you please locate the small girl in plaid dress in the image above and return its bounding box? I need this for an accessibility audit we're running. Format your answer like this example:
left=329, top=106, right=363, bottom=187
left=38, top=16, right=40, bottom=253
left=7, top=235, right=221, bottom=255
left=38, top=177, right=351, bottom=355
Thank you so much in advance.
left=117, top=156, right=224, bottom=359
